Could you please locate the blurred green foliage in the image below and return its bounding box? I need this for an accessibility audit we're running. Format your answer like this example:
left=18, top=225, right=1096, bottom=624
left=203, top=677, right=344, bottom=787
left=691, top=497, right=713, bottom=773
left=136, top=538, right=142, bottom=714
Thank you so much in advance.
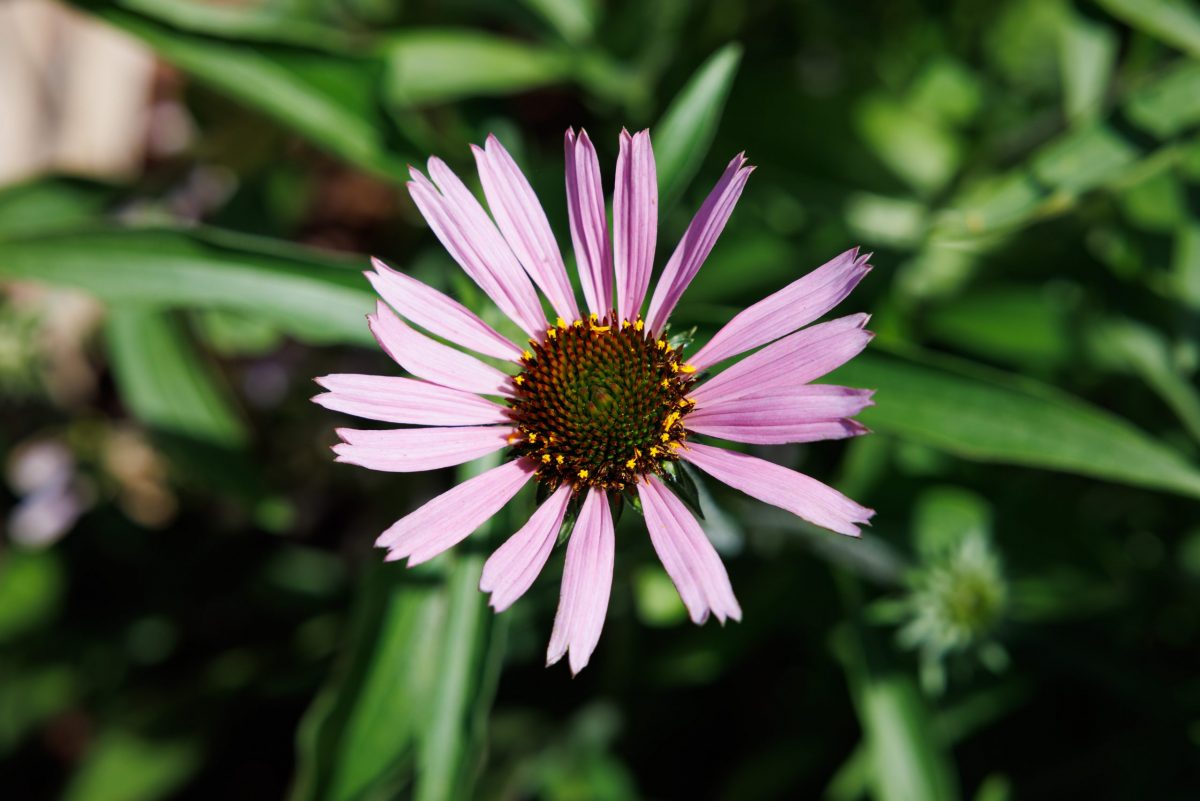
left=2, top=0, right=1200, bottom=799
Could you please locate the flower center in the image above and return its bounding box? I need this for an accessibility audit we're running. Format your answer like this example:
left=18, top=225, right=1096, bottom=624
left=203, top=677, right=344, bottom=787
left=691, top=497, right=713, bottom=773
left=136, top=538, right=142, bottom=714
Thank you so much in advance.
left=508, top=314, right=697, bottom=491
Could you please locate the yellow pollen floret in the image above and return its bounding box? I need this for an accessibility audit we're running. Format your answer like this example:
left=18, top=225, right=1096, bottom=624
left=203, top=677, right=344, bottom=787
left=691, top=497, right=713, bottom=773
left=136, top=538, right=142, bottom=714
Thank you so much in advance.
left=626, top=457, right=637, bottom=469
left=670, top=363, right=680, bottom=373
left=649, top=446, right=659, bottom=457
left=578, top=469, right=589, bottom=479
left=660, top=432, right=670, bottom=442
left=514, top=375, right=524, bottom=385
left=678, top=398, right=690, bottom=407
left=679, top=363, right=697, bottom=374
left=656, top=339, right=667, bottom=350
left=573, top=319, right=583, bottom=328
left=663, top=412, right=680, bottom=429
left=522, top=349, right=533, bottom=360
left=621, top=320, right=631, bottom=329
left=528, top=432, right=537, bottom=443
left=556, top=317, right=568, bottom=329
left=547, top=328, right=557, bottom=339
left=635, top=319, right=644, bottom=331
left=542, top=454, right=551, bottom=463
left=660, top=378, right=670, bottom=388
left=590, top=323, right=610, bottom=333
left=589, top=312, right=599, bottom=323
left=556, top=455, right=564, bottom=465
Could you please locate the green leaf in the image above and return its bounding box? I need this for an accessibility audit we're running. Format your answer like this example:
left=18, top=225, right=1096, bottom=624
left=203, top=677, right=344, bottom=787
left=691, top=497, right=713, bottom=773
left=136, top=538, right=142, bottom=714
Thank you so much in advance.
left=382, top=30, right=572, bottom=106
left=1031, top=123, right=1139, bottom=193
left=519, top=0, right=597, bottom=43
left=829, top=349, right=1200, bottom=500
left=1088, top=317, right=1200, bottom=444
left=105, top=309, right=247, bottom=447
left=836, top=593, right=959, bottom=801
left=654, top=43, right=743, bottom=208
left=111, top=0, right=358, bottom=48
left=62, top=732, right=200, bottom=801
left=74, top=2, right=409, bottom=179
left=0, top=178, right=114, bottom=238
left=291, top=459, right=508, bottom=801
left=920, top=286, right=1074, bottom=370
left=1057, top=7, right=1118, bottom=122
left=0, top=549, right=64, bottom=644
left=415, top=552, right=505, bottom=801
left=858, top=669, right=958, bottom=801
left=1173, top=220, right=1200, bottom=308
left=0, top=225, right=374, bottom=345
left=1094, top=0, right=1200, bottom=59
left=1124, top=60, right=1200, bottom=139
left=856, top=95, right=963, bottom=195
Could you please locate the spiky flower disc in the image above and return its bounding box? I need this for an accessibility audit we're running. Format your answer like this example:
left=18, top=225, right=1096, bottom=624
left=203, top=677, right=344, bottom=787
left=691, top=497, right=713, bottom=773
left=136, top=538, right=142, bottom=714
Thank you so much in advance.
left=509, top=314, right=696, bottom=491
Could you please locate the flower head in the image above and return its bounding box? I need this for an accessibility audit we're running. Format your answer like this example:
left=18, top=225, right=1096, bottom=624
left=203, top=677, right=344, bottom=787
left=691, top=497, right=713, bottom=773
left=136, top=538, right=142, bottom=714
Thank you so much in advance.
left=314, top=128, right=875, bottom=673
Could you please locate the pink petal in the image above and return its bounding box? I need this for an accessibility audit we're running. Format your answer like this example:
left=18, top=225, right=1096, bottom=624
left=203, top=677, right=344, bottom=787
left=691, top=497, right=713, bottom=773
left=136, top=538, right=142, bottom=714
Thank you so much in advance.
left=690, top=314, right=873, bottom=408
left=613, top=129, right=657, bottom=322
left=546, top=488, right=615, bottom=675
left=369, top=302, right=513, bottom=397
left=377, top=457, right=535, bottom=565
left=367, top=258, right=521, bottom=361
left=474, top=135, right=579, bottom=322
left=645, top=154, right=753, bottom=334
left=689, top=248, right=872, bottom=370
left=333, top=425, right=511, bottom=472
left=565, top=129, right=613, bottom=316
left=687, top=418, right=868, bottom=445
left=407, top=166, right=546, bottom=336
left=480, top=484, right=572, bottom=612
left=681, top=442, right=874, bottom=537
left=687, top=385, right=874, bottom=444
left=313, top=374, right=509, bottom=426
left=639, top=476, right=741, bottom=624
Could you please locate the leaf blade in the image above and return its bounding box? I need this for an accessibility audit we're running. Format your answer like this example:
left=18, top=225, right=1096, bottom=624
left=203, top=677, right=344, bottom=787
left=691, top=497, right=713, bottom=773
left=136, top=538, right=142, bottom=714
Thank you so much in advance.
left=830, top=349, right=1200, bottom=499
left=654, top=43, right=743, bottom=208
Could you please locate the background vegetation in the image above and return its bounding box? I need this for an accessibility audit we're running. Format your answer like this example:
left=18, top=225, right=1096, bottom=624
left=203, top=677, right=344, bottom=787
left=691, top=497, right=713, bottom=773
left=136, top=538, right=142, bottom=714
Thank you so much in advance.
left=3, top=0, right=1200, bottom=799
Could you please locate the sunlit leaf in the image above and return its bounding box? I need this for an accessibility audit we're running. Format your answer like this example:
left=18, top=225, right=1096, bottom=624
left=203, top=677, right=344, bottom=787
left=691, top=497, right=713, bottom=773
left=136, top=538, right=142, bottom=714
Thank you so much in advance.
left=1088, top=317, right=1200, bottom=443
left=383, top=30, right=572, bottom=106
left=0, top=179, right=114, bottom=238
left=856, top=96, right=962, bottom=195
left=0, top=225, right=374, bottom=345
left=1031, top=123, right=1139, bottom=193
left=106, top=309, right=247, bottom=447
left=62, top=732, right=200, bottom=801
left=291, top=459, right=507, bottom=801
left=831, top=349, right=1200, bottom=499
left=838, top=609, right=960, bottom=801
left=1057, top=7, right=1118, bottom=122
left=1124, top=60, right=1200, bottom=139
left=654, top=43, right=743, bottom=208
left=519, top=0, right=597, bottom=43
left=1094, top=0, right=1200, bottom=59
left=73, top=1, right=409, bottom=179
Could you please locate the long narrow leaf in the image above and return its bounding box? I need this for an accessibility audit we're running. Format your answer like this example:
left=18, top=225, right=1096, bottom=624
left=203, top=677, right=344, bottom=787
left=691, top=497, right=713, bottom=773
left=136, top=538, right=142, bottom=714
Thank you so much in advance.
left=654, top=43, right=743, bottom=208
left=0, top=225, right=374, bottom=345
left=830, top=349, right=1200, bottom=500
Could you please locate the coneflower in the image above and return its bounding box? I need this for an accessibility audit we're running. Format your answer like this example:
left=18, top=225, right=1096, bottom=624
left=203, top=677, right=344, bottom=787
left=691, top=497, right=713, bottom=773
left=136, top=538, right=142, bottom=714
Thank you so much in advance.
left=315, top=129, right=874, bottom=673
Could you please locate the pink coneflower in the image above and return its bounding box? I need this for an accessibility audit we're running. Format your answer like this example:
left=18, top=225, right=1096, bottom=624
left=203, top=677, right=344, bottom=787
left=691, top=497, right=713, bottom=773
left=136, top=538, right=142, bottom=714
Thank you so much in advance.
left=314, top=129, right=874, bottom=673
